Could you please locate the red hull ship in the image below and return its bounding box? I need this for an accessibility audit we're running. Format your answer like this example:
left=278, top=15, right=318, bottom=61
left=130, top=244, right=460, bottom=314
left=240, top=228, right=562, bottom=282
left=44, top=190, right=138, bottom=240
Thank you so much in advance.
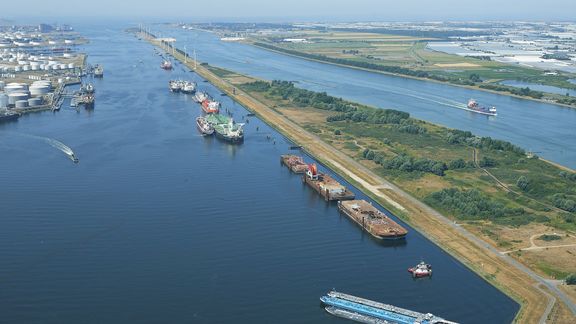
left=201, top=99, right=220, bottom=114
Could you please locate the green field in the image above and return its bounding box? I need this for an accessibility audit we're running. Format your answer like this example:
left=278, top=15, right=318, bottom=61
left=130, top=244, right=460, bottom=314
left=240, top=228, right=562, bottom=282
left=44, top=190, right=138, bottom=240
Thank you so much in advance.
left=239, top=79, right=576, bottom=231
left=251, top=30, right=576, bottom=105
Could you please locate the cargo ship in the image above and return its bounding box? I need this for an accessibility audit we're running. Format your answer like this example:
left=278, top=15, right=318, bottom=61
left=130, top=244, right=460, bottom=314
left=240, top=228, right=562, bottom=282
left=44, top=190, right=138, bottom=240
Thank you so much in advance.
left=303, top=164, right=355, bottom=201
left=0, top=110, right=20, bottom=123
left=281, top=154, right=308, bottom=173
left=408, top=261, right=432, bottom=278
left=161, top=60, right=173, bottom=70
left=201, top=99, right=220, bottom=114
left=465, top=99, right=497, bottom=116
left=181, top=81, right=197, bottom=94
left=205, top=114, right=244, bottom=143
left=338, top=200, right=407, bottom=240
left=194, top=91, right=208, bottom=103
left=196, top=116, right=214, bottom=136
left=320, top=290, right=458, bottom=324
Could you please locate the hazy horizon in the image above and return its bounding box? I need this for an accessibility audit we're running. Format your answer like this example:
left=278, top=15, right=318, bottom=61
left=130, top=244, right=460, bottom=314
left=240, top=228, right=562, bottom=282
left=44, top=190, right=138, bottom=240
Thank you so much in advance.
left=2, top=0, right=576, bottom=22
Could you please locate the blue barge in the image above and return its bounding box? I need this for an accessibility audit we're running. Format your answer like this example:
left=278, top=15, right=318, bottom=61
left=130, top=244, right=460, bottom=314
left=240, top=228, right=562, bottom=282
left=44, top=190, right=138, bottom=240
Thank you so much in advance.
left=320, top=291, right=458, bottom=324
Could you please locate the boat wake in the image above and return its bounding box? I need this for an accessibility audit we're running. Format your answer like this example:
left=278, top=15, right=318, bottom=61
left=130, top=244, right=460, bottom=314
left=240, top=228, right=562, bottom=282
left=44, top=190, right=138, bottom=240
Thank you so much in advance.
left=13, top=133, right=78, bottom=163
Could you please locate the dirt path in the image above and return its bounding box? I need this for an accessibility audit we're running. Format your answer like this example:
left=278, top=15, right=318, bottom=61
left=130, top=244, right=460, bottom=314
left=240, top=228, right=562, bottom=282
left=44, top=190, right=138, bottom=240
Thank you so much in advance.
left=502, top=233, right=576, bottom=254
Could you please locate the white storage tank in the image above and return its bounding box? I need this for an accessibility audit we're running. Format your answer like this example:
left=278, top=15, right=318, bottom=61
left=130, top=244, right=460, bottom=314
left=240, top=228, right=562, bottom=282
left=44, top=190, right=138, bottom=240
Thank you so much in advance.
left=28, top=97, right=43, bottom=106
left=8, top=92, right=29, bottom=105
left=0, top=93, right=8, bottom=108
left=4, top=84, right=26, bottom=93
left=29, top=86, right=50, bottom=96
left=15, top=100, right=29, bottom=108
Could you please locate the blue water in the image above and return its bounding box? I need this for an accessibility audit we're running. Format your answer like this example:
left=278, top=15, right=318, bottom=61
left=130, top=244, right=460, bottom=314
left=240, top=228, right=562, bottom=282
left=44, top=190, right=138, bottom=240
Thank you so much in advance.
left=500, top=80, right=576, bottom=97
left=158, top=25, right=576, bottom=169
left=0, top=24, right=519, bottom=323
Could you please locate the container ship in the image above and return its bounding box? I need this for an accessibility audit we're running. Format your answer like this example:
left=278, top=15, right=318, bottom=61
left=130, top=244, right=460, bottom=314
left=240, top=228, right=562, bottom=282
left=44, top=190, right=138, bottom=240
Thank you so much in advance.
left=281, top=154, right=308, bottom=173
left=303, top=164, right=355, bottom=201
left=196, top=116, right=214, bottom=136
left=465, top=99, right=497, bottom=116
left=160, top=60, right=173, bottom=70
left=205, top=114, right=244, bottom=143
left=320, top=290, right=458, bottom=324
left=202, top=99, right=220, bottom=114
left=338, top=200, right=407, bottom=240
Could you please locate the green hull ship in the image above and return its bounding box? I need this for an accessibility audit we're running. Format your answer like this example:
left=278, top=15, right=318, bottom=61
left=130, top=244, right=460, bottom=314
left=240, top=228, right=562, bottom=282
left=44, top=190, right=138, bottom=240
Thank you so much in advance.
left=205, top=114, right=244, bottom=143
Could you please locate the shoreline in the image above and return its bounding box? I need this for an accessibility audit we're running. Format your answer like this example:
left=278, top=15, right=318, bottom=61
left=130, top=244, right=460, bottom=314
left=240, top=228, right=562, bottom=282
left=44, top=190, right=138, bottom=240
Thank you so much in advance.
left=247, top=42, right=576, bottom=111
left=141, top=32, right=574, bottom=323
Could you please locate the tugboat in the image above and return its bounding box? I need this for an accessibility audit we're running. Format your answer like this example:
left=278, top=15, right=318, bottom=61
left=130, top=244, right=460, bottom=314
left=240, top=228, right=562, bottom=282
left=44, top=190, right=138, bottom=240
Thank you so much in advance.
left=196, top=116, right=214, bottom=136
left=408, top=261, right=432, bottom=278
left=465, top=99, right=497, bottom=116
left=160, top=60, right=173, bottom=70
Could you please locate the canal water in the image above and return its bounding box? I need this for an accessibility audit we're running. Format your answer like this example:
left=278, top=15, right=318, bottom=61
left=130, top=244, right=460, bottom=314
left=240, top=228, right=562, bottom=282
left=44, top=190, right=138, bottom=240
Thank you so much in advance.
left=0, top=24, right=518, bottom=323
left=161, top=25, right=576, bottom=169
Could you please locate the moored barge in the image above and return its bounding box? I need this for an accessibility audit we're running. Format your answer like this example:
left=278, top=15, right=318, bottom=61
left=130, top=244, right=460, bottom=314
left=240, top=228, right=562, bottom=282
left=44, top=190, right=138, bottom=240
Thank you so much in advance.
left=303, top=164, right=355, bottom=201
left=338, top=200, right=407, bottom=240
left=281, top=154, right=308, bottom=173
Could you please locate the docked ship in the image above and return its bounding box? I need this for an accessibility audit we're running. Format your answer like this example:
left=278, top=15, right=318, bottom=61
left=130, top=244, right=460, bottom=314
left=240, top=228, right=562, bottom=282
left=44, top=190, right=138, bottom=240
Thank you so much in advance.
left=408, top=261, right=433, bottom=278
left=82, top=94, right=95, bottom=108
left=169, top=80, right=183, bottom=92
left=83, top=83, right=95, bottom=94
left=194, top=91, right=208, bottom=103
left=93, top=65, right=104, bottom=78
left=0, top=110, right=20, bottom=123
left=201, top=99, right=220, bottom=114
left=338, top=200, right=408, bottom=240
left=320, top=290, right=458, bottom=324
left=181, top=81, right=197, bottom=94
left=303, top=164, right=355, bottom=201
left=280, top=154, right=308, bottom=173
left=196, top=116, right=214, bottom=136
left=160, top=60, right=173, bottom=70
left=205, top=114, right=244, bottom=143
left=465, top=99, right=497, bottom=116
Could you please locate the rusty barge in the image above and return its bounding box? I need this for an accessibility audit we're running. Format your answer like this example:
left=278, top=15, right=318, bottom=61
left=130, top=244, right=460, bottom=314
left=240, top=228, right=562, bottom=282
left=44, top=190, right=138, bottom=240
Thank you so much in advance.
left=303, top=163, right=355, bottom=201
left=281, top=154, right=308, bottom=174
left=338, top=200, right=407, bottom=240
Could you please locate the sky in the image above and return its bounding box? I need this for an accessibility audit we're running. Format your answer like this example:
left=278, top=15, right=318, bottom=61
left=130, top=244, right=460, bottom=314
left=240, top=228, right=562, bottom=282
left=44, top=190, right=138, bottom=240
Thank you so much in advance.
left=2, top=0, right=576, bottom=21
